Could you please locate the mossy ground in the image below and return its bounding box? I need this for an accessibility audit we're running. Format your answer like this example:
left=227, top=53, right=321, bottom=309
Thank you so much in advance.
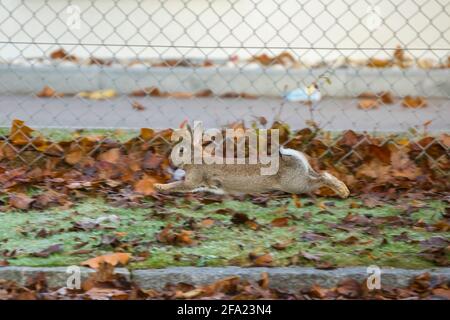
left=0, top=196, right=447, bottom=269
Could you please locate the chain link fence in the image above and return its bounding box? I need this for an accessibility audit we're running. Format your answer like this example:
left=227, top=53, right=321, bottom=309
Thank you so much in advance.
left=0, top=0, right=449, bottom=174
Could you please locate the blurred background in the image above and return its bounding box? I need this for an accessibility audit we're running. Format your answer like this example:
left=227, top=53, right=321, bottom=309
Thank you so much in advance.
left=0, top=0, right=448, bottom=134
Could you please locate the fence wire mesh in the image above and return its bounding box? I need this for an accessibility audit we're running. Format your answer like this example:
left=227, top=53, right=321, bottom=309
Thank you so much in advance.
left=0, top=0, right=448, bottom=176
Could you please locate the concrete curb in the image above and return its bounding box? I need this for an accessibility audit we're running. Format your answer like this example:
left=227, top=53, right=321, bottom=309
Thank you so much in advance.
left=0, top=266, right=130, bottom=288
left=0, top=266, right=448, bottom=291
left=1, top=65, right=449, bottom=97
left=131, top=267, right=450, bottom=292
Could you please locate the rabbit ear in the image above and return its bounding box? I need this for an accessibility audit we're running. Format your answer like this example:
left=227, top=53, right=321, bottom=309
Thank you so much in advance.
left=179, top=119, right=192, bottom=132
left=185, top=123, right=193, bottom=134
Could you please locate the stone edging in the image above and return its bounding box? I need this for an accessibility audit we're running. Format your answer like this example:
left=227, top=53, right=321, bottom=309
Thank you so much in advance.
left=0, top=266, right=449, bottom=291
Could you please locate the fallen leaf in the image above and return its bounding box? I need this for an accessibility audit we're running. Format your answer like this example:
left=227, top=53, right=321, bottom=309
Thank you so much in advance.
left=378, top=91, right=395, bottom=104
left=358, top=99, right=379, bottom=110
left=81, top=252, right=131, bottom=269
left=249, top=252, right=273, bottom=267
left=309, top=284, right=331, bottom=299
left=134, top=175, right=157, bottom=195
left=9, top=194, right=34, bottom=210
left=9, top=119, right=34, bottom=145
left=199, top=218, right=215, bottom=228
left=335, top=235, right=360, bottom=245
left=194, top=89, right=213, bottom=97
left=169, top=92, right=192, bottom=99
left=32, top=244, right=63, bottom=258
left=300, top=251, right=321, bottom=262
left=336, top=278, right=362, bottom=298
left=402, top=96, right=427, bottom=109
left=78, top=89, right=117, bottom=100
left=50, top=48, right=77, bottom=61
left=64, top=149, right=84, bottom=165
left=431, top=288, right=450, bottom=299
left=271, top=239, right=294, bottom=250
left=258, top=272, right=269, bottom=289
left=98, top=148, right=121, bottom=164
left=300, top=232, right=329, bottom=241
left=156, top=224, right=195, bottom=246
left=367, top=58, right=391, bottom=68
left=131, top=101, right=145, bottom=111
left=36, top=86, right=63, bottom=98
left=271, top=217, right=290, bottom=227
left=131, top=86, right=164, bottom=97
left=292, top=194, right=302, bottom=208
left=0, top=259, right=10, bottom=266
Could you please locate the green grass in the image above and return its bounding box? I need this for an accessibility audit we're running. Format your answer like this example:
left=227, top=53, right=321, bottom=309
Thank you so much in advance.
left=0, top=197, right=447, bottom=269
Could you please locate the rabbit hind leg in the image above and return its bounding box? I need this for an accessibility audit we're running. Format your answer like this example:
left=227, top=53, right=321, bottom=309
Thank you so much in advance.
left=192, top=177, right=225, bottom=195
left=319, top=172, right=350, bottom=198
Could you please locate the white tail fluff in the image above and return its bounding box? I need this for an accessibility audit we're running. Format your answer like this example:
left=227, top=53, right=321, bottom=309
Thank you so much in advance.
left=279, top=147, right=312, bottom=171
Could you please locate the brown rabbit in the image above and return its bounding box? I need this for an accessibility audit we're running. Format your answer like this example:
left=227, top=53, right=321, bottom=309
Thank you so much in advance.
left=154, top=147, right=349, bottom=198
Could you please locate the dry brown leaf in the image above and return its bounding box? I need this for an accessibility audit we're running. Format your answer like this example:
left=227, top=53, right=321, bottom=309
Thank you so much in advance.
left=390, top=148, right=421, bottom=180
left=402, top=96, right=427, bottom=109
left=271, top=239, right=294, bottom=250
left=292, top=194, right=302, bottom=208
left=142, top=151, right=164, bottom=170
left=379, top=91, right=395, bottom=104
left=367, top=58, right=392, bottom=68
left=239, top=92, right=258, bottom=99
left=98, top=148, right=121, bottom=164
left=156, top=224, right=195, bottom=246
left=200, top=218, right=215, bottom=228
left=139, top=128, right=155, bottom=140
left=64, top=149, right=84, bottom=165
left=9, top=194, right=34, bottom=210
left=81, top=252, right=131, bottom=269
left=258, top=272, right=269, bottom=290
left=85, top=287, right=129, bottom=300
left=358, top=99, right=379, bottom=110
left=220, top=92, right=240, bottom=99
left=169, top=92, right=193, bottom=99
left=356, top=159, right=390, bottom=182
left=10, top=119, right=34, bottom=145
left=177, top=288, right=205, bottom=299
left=131, top=101, right=145, bottom=111
left=78, top=89, right=117, bottom=100
left=336, top=278, right=362, bottom=298
left=134, top=175, right=157, bottom=195
left=131, top=87, right=163, bottom=97
left=271, top=217, right=290, bottom=227
left=417, top=58, right=437, bottom=69
left=194, top=89, right=213, bottom=97
left=431, top=288, right=450, bottom=299
left=50, top=48, right=78, bottom=61
left=36, top=86, right=63, bottom=98
left=249, top=252, right=273, bottom=267
left=431, top=220, right=449, bottom=232
left=300, top=251, right=322, bottom=262
left=309, top=284, right=330, bottom=299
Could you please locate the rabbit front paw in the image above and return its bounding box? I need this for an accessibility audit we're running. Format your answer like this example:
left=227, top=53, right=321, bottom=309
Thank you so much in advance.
left=154, top=183, right=167, bottom=192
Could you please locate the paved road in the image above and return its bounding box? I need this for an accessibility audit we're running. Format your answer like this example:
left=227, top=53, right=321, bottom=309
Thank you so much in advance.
left=0, top=95, right=448, bottom=132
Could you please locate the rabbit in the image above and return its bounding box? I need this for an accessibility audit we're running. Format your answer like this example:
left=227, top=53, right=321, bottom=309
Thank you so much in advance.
left=154, top=146, right=350, bottom=198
